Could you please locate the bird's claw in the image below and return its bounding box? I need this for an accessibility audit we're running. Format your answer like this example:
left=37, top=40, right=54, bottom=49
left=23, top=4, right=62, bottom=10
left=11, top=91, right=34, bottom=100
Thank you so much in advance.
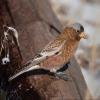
left=54, top=72, right=71, bottom=81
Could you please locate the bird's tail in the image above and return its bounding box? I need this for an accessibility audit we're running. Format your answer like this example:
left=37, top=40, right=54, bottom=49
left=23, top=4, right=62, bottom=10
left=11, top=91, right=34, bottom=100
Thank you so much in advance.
left=9, top=65, right=41, bottom=81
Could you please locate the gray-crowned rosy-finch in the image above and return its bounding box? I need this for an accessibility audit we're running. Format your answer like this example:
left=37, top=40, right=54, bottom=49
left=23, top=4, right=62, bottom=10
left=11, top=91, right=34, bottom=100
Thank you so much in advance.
left=9, top=23, right=88, bottom=81
left=0, top=25, right=22, bottom=65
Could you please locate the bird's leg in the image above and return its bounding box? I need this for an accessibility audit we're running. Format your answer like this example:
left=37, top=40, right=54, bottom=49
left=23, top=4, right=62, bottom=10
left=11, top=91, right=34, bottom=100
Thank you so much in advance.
left=49, top=62, right=71, bottom=81
left=50, top=71, right=70, bottom=81
left=54, top=71, right=70, bottom=81
left=50, top=69, right=70, bottom=81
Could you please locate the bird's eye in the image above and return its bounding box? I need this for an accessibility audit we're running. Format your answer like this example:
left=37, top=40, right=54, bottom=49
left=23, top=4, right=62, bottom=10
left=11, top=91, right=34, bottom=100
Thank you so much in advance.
left=4, top=61, right=7, bottom=64
left=76, top=30, right=80, bottom=33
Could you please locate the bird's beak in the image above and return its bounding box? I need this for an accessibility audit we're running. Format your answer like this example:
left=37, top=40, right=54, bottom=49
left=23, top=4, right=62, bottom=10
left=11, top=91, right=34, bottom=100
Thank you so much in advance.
left=79, top=32, right=88, bottom=39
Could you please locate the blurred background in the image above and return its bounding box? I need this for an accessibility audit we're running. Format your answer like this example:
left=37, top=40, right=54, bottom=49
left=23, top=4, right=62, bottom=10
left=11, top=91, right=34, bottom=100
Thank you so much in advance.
left=50, top=0, right=100, bottom=99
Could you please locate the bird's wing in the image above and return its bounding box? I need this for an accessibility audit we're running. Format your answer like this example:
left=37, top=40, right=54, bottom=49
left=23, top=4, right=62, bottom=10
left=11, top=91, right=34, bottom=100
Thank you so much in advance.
left=25, top=40, right=66, bottom=66
left=9, top=40, right=66, bottom=81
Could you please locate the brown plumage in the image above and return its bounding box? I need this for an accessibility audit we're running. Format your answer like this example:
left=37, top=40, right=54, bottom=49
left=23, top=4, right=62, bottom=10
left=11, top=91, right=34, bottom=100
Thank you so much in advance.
left=40, top=27, right=80, bottom=70
left=9, top=23, right=88, bottom=81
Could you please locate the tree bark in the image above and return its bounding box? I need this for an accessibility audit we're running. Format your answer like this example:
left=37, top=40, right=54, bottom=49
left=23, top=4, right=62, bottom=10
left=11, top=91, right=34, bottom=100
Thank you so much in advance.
left=0, top=0, right=92, bottom=100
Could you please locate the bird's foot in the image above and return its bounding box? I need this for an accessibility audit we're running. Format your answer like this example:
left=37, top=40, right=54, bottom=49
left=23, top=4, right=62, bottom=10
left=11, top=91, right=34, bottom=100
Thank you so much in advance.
left=54, top=72, right=71, bottom=81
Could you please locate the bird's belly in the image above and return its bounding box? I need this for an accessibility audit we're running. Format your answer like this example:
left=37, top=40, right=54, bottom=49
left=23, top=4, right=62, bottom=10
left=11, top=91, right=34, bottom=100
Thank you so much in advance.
left=39, top=55, right=64, bottom=70
left=39, top=41, right=78, bottom=70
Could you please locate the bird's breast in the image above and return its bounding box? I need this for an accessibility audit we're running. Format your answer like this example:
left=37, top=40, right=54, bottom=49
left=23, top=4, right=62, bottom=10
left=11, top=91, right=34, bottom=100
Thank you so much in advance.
left=39, top=40, right=78, bottom=70
left=62, top=40, right=78, bottom=62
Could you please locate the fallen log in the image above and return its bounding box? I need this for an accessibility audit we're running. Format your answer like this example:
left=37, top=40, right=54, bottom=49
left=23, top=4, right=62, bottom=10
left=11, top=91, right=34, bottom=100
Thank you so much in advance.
left=0, top=0, right=92, bottom=99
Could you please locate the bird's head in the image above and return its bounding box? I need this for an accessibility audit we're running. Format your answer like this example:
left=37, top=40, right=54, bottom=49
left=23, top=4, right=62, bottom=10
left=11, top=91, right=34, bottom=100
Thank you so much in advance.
left=63, top=23, right=88, bottom=41
left=3, top=25, right=9, bottom=31
left=70, top=23, right=88, bottom=40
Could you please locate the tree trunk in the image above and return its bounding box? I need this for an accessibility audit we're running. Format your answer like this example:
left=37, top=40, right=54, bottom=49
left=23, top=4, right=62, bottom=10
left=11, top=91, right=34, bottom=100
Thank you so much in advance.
left=0, top=0, right=92, bottom=100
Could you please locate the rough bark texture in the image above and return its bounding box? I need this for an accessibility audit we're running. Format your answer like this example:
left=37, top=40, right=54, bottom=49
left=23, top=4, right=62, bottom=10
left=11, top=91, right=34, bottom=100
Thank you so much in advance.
left=0, top=0, right=92, bottom=100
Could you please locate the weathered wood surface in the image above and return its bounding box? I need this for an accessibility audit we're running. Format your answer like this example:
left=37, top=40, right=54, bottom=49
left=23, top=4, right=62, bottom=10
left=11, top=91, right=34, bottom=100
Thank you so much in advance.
left=0, top=0, right=92, bottom=99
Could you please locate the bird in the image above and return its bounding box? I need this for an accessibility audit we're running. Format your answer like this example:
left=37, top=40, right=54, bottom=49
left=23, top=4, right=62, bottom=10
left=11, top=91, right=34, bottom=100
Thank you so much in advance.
left=0, top=25, right=22, bottom=65
left=9, top=23, right=88, bottom=81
